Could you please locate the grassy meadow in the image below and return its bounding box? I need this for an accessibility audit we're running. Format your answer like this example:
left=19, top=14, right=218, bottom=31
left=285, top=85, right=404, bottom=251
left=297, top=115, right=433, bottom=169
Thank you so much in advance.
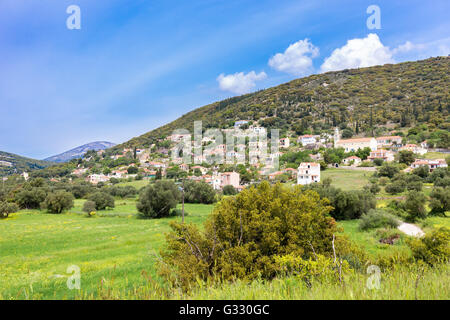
left=0, top=203, right=213, bottom=299
left=1, top=190, right=448, bottom=300
left=321, top=168, right=372, bottom=190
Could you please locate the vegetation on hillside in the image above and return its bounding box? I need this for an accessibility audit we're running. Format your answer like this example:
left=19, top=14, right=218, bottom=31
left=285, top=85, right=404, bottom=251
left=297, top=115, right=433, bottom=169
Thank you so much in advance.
left=0, top=151, right=52, bottom=175
left=115, top=57, right=449, bottom=150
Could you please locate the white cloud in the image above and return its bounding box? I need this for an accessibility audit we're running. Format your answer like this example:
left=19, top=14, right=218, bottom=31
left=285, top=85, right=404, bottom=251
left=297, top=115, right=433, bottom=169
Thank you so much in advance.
left=392, top=38, right=450, bottom=60
left=392, top=41, right=415, bottom=54
left=217, top=71, right=267, bottom=95
left=268, top=39, right=319, bottom=76
left=320, top=33, right=394, bottom=72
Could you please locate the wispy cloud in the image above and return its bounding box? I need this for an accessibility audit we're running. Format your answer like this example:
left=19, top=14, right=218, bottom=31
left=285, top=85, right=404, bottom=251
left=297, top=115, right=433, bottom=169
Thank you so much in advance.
left=217, top=71, right=267, bottom=95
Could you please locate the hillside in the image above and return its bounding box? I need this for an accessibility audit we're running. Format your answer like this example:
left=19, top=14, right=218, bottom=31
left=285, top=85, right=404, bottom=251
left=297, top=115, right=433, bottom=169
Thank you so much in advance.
left=115, top=57, right=449, bottom=150
left=0, top=151, right=52, bottom=175
left=44, top=141, right=116, bottom=163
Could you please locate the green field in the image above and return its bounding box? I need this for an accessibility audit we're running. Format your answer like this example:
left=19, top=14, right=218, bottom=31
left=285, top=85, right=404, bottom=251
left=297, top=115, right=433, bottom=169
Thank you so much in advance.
left=0, top=203, right=213, bottom=299
left=423, top=152, right=448, bottom=160
left=1, top=196, right=448, bottom=300
left=321, top=168, right=373, bottom=190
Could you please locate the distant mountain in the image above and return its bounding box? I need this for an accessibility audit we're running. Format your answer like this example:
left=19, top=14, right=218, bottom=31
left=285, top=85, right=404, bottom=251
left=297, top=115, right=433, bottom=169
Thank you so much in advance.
left=0, top=151, right=52, bottom=175
left=44, top=141, right=116, bottom=163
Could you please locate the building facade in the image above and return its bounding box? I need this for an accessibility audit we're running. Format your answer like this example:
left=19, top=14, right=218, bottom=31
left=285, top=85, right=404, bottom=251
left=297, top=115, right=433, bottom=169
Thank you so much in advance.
left=297, top=162, right=320, bottom=185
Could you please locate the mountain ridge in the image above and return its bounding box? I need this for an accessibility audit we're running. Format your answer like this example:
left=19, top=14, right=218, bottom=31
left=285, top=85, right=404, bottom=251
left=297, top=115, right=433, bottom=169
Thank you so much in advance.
left=44, top=141, right=116, bottom=163
left=0, top=151, right=52, bottom=175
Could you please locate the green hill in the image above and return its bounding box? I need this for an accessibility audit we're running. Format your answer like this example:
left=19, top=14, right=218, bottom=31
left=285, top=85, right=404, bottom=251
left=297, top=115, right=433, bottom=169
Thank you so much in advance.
left=116, top=56, right=449, bottom=150
left=0, top=151, right=53, bottom=176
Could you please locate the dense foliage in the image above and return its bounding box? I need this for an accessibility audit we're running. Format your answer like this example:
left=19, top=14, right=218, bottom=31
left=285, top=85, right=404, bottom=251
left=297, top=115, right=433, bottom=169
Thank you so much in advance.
left=88, top=192, right=115, bottom=210
left=41, top=191, right=74, bottom=214
left=113, top=57, right=449, bottom=150
left=137, top=180, right=181, bottom=218
left=160, top=182, right=362, bottom=289
left=183, top=180, right=216, bottom=204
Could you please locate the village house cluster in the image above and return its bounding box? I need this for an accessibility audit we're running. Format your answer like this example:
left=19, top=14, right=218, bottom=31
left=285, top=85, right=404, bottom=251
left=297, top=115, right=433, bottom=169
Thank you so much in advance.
left=67, top=122, right=446, bottom=190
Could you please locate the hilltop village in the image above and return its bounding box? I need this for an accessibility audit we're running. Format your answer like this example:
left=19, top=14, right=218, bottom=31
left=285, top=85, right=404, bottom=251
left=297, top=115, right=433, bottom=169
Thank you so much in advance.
left=38, top=121, right=447, bottom=191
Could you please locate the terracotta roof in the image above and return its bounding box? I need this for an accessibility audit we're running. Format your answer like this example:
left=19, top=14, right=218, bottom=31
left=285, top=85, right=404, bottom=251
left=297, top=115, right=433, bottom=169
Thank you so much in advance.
left=376, top=136, right=402, bottom=140
left=336, top=137, right=374, bottom=143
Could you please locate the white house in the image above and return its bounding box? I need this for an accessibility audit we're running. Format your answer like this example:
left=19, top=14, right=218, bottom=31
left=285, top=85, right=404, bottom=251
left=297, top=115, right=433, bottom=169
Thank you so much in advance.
left=367, top=149, right=395, bottom=162
left=279, top=137, right=290, bottom=148
left=411, top=159, right=447, bottom=172
left=343, top=156, right=362, bottom=166
left=376, top=136, right=403, bottom=148
left=297, top=135, right=316, bottom=146
left=400, top=144, right=427, bottom=155
left=234, top=120, right=249, bottom=128
left=297, top=162, right=321, bottom=185
left=335, top=137, right=377, bottom=152
left=86, top=174, right=110, bottom=184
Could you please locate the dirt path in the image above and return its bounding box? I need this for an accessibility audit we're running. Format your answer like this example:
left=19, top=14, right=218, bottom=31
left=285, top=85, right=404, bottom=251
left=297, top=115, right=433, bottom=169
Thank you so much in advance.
left=398, top=223, right=425, bottom=237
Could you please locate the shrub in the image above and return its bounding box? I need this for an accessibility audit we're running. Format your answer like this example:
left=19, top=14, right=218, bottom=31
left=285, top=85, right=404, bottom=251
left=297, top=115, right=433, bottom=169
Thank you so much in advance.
left=377, top=163, right=400, bottom=178
left=41, top=191, right=74, bottom=214
left=408, top=227, right=450, bottom=266
left=427, top=167, right=448, bottom=184
left=404, top=191, right=427, bottom=222
left=184, top=181, right=216, bottom=204
left=434, top=177, right=450, bottom=188
left=378, top=177, right=389, bottom=186
left=222, top=185, right=237, bottom=195
left=398, top=151, right=416, bottom=165
left=385, top=181, right=406, bottom=194
left=137, top=180, right=180, bottom=218
left=107, top=186, right=138, bottom=198
left=14, top=187, right=46, bottom=209
left=71, top=183, right=94, bottom=199
left=159, top=182, right=342, bottom=290
left=429, top=187, right=450, bottom=215
left=274, top=253, right=351, bottom=285
left=82, top=200, right=97, bottom=214
left=127, top=166, right=139, bottom=174
left=412, top=166, right=429, bottom=179
left=306, top=185, right=376, bottom=220
left=0, top=201, right=19, bottom=218
left=365, top=183, right=380, bottom=194
left=373, top=158, right=384, bottom=166
left=359, top=209, right=400, bottom=231
left=88, top=192, right=115, bottom=210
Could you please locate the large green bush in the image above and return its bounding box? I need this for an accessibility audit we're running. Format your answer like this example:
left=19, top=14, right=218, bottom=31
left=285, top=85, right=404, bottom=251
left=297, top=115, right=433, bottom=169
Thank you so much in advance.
left=359, top=209, right=400, bottom=231
left=404, top=191, right=427, bottom=222
left=222, top=185, right=237, bottom=195
left=429, top=187, right=450, bottom=215
left=408, top=227, right=449, bottom=266
left=137, top=180, right=180, bottom=218
left=41, top=191, right=74, bottom=214
left=88, top=192, right=115, bottom=210
left=160, top=182, right=360, bottom=290
left=0, top=201, right=19, bottom=218
left=14, top=187, right=46, bottom=209
left=184, top=180, right=216, bottom=204
left=307, top=184, right=376, bottom=220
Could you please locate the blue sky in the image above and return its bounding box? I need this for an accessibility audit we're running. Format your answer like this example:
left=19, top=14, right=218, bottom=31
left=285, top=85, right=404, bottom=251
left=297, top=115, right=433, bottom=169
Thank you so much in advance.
left=0, top=0, right=449, bottom=159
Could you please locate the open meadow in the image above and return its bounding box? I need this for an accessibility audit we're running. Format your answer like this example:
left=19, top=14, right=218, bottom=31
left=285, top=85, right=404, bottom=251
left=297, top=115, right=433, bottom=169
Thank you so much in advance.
left=1, top=196, right=449, bottom=300
left=0, top=203, right=212, bottom=299
left=321, top=168, right=372, bottom=190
